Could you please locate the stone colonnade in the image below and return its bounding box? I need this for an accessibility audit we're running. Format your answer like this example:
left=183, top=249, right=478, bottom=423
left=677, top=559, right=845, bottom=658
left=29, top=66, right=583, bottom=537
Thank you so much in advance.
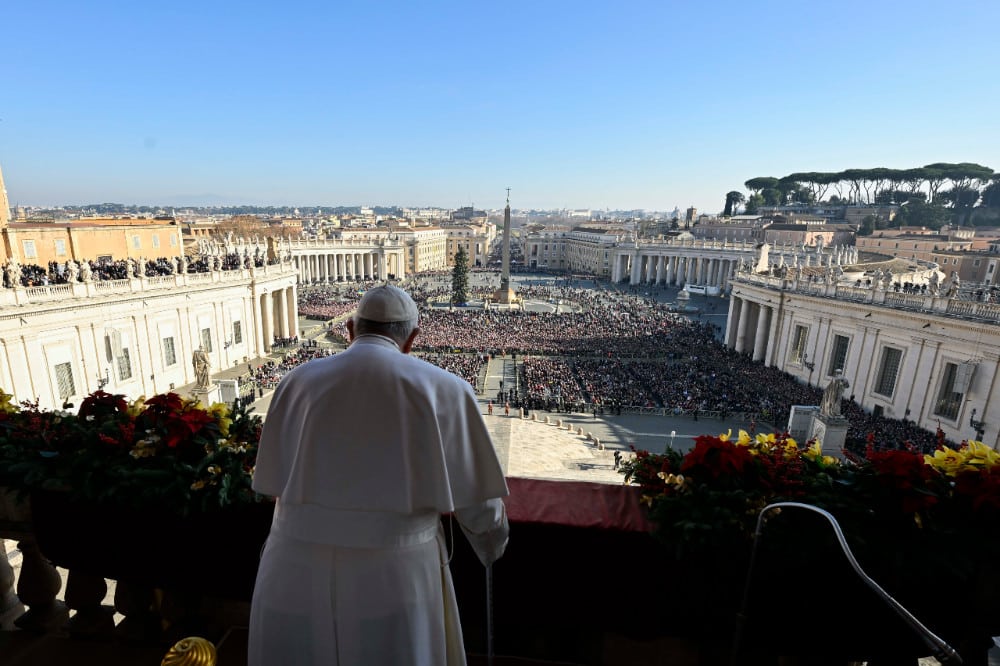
left=293, top=249, right=404, bottom=284
left=611, top=252, right=741, bottom=291
left=723, top=293, right=780, bottom=364
left=256, top=284, right=299, bottom=352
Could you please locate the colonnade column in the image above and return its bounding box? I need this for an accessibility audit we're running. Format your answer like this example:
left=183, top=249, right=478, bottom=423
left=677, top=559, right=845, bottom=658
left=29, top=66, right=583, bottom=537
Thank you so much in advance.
left=287, top=286, right=299, bottom=338
left=277, top=289, right=289, bottom=338
left=734, top=298, right=752, bottom=354
left=262, top=293, right=274, bottom=352
left=752, top=305, right=771, bottom=362
left=724, top=295, right=739, bottom=347
left=764, top=302, right=781, bottom=366
left=630, top=252, right=641, bottom=285
left=666, top=256, right=676, bottom=285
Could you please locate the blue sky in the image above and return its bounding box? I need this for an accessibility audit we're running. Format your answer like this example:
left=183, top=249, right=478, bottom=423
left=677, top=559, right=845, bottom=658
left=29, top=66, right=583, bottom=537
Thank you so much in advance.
left=3, top=0, right=998, bottom=212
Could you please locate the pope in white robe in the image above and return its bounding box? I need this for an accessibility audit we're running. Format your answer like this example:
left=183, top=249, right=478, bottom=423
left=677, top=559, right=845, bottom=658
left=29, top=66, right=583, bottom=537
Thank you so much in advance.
left=249, top=285, right=509, bottom=666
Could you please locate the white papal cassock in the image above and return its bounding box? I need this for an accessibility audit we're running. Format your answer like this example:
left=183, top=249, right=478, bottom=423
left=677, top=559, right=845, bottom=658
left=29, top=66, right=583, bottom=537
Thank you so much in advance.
left=249, top=335, right=509, bottom=666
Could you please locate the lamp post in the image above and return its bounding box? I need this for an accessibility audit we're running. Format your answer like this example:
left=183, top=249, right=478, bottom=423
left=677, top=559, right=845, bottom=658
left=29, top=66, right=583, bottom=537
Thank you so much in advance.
left=670, top=430, right=676, bottom=449
left=970, top=408, right=986, bottom=441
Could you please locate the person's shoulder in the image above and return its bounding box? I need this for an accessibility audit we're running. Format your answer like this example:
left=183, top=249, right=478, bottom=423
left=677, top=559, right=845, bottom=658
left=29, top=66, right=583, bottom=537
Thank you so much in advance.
left=405, top=354, right=469, bottom=387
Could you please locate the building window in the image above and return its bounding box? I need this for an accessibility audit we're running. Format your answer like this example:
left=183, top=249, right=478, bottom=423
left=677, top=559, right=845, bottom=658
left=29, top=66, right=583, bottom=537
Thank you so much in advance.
left=132, top=235, right=141, bottom=249
left=874, top=347, right=903, bottom=397
left=152, top=235, right=160, bottom=249
left=54, top=239, right=67, bottom=256
left=55, top=362, right=75, bottom=399
left=934, top=362, right=963, bottom=421
left=789, top=325, right=808, bottom=364
left=201, top=328, right=213, bottom=353
left=23, top=240, right=37, bottom=258
left=163, top=336, right=177, bottom=366
left=233, top=321, right=243, bottom=345
left=116, top=347, right=133, bottom=381
left=828, top=335, right=850, bottom=376
left=170, top=234, right=178, bottom=247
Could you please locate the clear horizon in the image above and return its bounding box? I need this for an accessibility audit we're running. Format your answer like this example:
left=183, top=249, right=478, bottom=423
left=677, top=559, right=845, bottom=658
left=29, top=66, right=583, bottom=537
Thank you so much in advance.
left=3, top=1, right=998, bottom=213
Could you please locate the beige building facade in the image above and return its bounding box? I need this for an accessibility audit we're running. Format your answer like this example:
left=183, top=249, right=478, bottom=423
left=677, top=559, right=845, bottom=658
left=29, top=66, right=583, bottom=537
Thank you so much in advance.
left=724, top=270, right=1000, bottom=446
left=3, top=219, right=183, bottom=267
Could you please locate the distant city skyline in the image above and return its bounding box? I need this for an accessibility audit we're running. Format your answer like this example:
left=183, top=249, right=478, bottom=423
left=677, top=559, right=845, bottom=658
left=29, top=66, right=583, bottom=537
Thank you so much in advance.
left=2, top=1, right=997, bottom=213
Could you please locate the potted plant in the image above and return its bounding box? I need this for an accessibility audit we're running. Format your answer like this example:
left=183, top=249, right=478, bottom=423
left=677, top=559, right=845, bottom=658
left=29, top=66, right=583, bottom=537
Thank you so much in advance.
left=620, top=430, right=1000, bottom=663
left=0, top=389, right=272, bottom=600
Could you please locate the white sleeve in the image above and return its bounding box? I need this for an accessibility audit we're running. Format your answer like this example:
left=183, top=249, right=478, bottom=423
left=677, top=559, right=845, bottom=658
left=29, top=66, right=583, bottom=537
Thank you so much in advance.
left=454, top=498, right=509, bottom=567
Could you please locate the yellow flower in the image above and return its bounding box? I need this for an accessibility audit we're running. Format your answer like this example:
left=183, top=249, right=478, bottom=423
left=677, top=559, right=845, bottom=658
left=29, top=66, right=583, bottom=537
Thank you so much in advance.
left=755, top=432, right=777, bottom=448
left=191, top=480, right=207, bottom=491
left=127, top=396, right=147, bottom=417
left=736, top=430, right=752, bottom=446
left=129, top=440, right=157, bottom=459
left=208, top=402, right=232, bottom=437
left=718, top=429, right=732, bottom=442
left=802, top=441, right=837, bottom=466
left=924, top=446, right=965, bottom=477
left=965, top=441, right=1000, bottom=470
left=207, top=465, right=221, bottom=476
left=0, top=389, right=18, bottom=414
left=657, top=472, right=686, bottom=487
left=640, top=494, right=653, bottom=508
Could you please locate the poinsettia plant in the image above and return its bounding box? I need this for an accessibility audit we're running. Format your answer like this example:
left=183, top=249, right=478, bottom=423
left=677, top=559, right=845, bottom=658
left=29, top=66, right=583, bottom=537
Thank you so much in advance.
left=621, top=428, right=1000, bottom=569
left=0, top=389, right=264, bottom=516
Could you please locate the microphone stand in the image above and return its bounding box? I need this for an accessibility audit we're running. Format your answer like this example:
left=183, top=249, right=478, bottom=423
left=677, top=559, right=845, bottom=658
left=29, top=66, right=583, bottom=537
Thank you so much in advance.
left=486, top=564, right=494, bottom=666
left=730, top=502, right=962, bottom=666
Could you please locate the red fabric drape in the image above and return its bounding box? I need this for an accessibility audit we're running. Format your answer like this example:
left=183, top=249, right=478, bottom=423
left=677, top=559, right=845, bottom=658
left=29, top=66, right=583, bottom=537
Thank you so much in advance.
left=504, top=477, right=651, bottom=532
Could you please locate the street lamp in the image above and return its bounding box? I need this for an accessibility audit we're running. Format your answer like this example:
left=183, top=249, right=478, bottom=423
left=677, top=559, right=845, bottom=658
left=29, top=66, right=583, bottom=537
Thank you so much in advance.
left=670, top=430, right=676, bottom=449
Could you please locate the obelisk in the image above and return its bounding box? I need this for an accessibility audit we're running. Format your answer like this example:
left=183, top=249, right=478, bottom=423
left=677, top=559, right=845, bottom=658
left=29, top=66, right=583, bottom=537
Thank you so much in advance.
left=0, top=163, right=10, bottom=229
left=493, top=188, right=517, bottom=304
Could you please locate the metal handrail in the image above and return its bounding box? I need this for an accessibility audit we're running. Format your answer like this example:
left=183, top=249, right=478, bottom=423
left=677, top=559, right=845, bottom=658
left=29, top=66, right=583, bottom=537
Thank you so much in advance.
left=730, top=501, right=962, bottom=665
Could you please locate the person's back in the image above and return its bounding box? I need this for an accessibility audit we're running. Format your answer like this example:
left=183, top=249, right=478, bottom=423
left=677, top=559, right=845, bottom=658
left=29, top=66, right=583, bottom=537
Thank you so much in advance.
left=249, top=284, right=509, bottom=666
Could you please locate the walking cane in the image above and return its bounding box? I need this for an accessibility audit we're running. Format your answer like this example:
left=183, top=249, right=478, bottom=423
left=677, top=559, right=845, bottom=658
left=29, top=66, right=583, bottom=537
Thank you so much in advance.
left=486, top=564, right=495, bottom=666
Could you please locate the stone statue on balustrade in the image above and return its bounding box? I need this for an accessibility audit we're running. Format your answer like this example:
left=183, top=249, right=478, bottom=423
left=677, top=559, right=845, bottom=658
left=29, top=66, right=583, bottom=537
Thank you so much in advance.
left=946, top=271, right=961, bottom=297
left=881, top=270, right=894, bottom=290
left=820, top=374, right=850, bottom=418
left=5, top=260, right=20, bottom=288
left=179, top=255, right=189, bottom=273
left=79, top=261, right=92, bottom=282
left=928, top=271, right=940, bottom=295
left=64, top=259, right=78, bottom=282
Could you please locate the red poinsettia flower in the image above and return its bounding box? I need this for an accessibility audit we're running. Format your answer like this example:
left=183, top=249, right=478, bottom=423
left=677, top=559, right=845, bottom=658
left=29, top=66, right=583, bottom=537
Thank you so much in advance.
left=681, top=435, right=754, bottom=480
left=864, top=446, right=938, bottom=513
left=78, top=391, right=129, bottom=420
left=954, top=467, right=1000, bottom=514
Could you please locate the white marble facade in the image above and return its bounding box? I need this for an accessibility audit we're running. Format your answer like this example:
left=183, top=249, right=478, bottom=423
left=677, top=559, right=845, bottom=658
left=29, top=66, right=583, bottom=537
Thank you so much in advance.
left=0, top=262, right=298, bottom=410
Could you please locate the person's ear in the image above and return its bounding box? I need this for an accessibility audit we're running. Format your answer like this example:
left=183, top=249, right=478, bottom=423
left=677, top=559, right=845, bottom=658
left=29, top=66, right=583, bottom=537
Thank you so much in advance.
left=401, top=327, right=420, bottom=354
left=345, top=319, right=356, bottom=341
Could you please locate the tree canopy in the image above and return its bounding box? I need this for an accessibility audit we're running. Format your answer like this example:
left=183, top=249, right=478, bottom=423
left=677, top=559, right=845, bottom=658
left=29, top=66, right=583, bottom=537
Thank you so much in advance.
left=731, top=162, right=999, bottom=225
left=738, top=163, right=995, bottom=207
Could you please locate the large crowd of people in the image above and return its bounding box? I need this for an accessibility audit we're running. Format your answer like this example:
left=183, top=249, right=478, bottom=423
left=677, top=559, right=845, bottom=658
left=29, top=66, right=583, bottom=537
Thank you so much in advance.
left=293, top=277, right=942, bottom=451
left=3, top=251, right=269, bottom=288
left=247, top=346, right=336, bottom=393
